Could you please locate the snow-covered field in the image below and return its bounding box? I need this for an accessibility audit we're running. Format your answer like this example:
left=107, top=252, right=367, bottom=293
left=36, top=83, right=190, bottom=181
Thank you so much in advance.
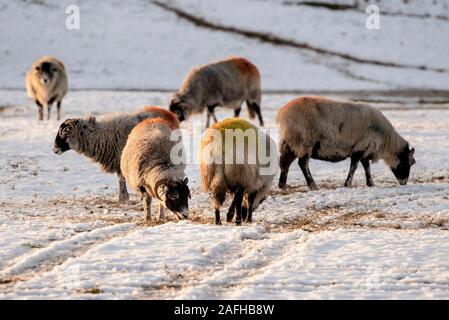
left=1, top=0, right=449, bottom=300
left=0, top=90, right=448, bottom=299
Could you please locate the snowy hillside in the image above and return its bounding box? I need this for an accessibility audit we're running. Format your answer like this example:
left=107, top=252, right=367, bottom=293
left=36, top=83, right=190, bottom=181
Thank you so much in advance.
left=0, top=0, right=448, bottom=90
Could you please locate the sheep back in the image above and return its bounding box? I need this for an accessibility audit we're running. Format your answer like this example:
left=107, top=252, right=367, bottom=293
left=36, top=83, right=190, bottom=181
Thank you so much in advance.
left=143, top=106, right=180, bottom=129
left=121, top=118, right=184, bottom=193
left=276, top=96, right=405, bottom=162
left=178, top=56, right=261, bottom=113
left=200, top=118, right=276, bottom=194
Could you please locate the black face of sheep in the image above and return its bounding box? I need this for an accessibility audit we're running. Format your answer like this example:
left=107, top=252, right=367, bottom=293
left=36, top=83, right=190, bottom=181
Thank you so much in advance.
left=169, top=99, right=189, bottom=122
left=390, top=146, right=416, bottom=185
left=53, top=119, right=79, bottom=155
left=162, top=178, right=191, bottom=219
left=36, top=62, right=57, bottom=86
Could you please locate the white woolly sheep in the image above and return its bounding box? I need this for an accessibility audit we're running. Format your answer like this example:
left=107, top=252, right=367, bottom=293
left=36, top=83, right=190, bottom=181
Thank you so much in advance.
left=26, top=56, right=68, bottom=121
left=120, top=118, right=190, bottom=222
left=53, top=106, right=179, bottom=202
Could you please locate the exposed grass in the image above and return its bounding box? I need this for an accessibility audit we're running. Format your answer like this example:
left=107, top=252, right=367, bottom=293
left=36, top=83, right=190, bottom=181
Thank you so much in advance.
left=81, top=287, right=102, bottom=294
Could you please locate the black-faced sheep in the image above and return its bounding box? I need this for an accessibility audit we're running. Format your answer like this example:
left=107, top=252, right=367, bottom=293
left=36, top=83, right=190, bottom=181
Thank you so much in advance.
left=200, top=118, right=278, bottom=226
left=169, top=56, right=264, bottom=128
left=121, top=118, right=190, bottom=223
left=277, top=97, right=416, bottom=189
left=53, top=106, right=179, bottom=202
left=26, top=56, right=68, bottom=121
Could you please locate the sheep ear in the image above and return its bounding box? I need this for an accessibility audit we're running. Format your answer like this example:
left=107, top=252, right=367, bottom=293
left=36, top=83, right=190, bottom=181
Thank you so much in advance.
left=409, top=148, right=416, bottom=165
left=157, top=184, right=169, bottom=201
left=183, top=177, right=189, bottom=185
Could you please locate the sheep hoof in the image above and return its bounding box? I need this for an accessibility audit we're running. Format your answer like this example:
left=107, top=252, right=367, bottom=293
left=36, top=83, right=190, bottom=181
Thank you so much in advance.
left=215, top=220, right=222, bottom=225
left=367, top=181, right=375, bottom=187
left=309, top=184, right=318, bottom=191
left=235, top=221, right=242, bottom=226
left=278, top=182, right=286, bottom=189
left=118, top=193, right=129, bottom=203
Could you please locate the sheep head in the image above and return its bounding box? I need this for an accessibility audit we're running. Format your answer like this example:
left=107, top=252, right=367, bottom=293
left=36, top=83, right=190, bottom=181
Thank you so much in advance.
left=156, top=177, right=191, bottom=220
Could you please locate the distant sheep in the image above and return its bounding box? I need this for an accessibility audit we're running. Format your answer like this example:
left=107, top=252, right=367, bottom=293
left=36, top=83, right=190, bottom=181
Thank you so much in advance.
left=277, top=97, right=416, bottom=189
left=170, top=56, right=264, bottom=128
left=26, top=56, right=68, bottom=121
left=121, top=118, right=190, bottom=222
left=53, top=106, right=179, bottom=202
left=200, top=118, right=277, bottom=225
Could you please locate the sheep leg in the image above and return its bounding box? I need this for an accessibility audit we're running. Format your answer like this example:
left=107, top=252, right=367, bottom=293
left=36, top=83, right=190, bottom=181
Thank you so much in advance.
left=241, top=196, right=248, bottom=221
left=361, top=158, right=374, bottom=187
left=226, top=193, right=237, bottom=222
left=250, top=102, right=264, bottom=127
left=46, top=105, right=52, bottom=120
left=345, top=156, right=361, bottom=187
left=141, top=189, right=152, bottom=223
left=47, top=96, right=56, bottom=120
left=56, top=101, right=62, bottom=121
left=211, top=109, right=218, bottom=123
left=36, top=100, right=44, bottom=121
left=206, top=104, right=220, bottom=128
left=234, top=187, right=245, bottom=226
left=117, top=173, right=129, bottom=203
left=212, top=189, right=226, bottom=225
left=158, top=202, right=166, bottom=221
left=298, top=156, right=318, bottom=190
left=214, top=209, right=221, bottom=225
left=205, top=110, right=211, bottom=128
left=234, top=108, right=242, bottom=118
left=243, top=192, right=256, bottom=223
left=279, top=141, right=297, bottom=188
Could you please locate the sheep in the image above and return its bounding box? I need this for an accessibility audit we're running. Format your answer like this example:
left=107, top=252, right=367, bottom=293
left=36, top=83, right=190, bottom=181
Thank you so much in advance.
left=120, top=118, right=190, bottom=223
left=276, top=96, right=416, bottom=190
left=26, top=56, right=68, bottom=121
left=200, top=118, right=278, bottom=226
left=169, top=56, right=264, bottom=128
left=53, top=106, right=179, bottom=202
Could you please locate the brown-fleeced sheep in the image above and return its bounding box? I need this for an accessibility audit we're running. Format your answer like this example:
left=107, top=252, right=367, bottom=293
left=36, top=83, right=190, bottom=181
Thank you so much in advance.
left=277, top=97, right=416, bottom=189
left=200, top=118, right=278, bottom=226
left=170, top=56, right=263, bottom=128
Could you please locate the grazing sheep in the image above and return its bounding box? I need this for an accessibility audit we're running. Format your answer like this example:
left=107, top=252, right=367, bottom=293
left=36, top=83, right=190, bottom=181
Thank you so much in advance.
left=200, top=118, right=277, bottom=225
left=169, top=56, right=264, bottom=128
left=277, top=96, right=416, bottom=189
left=121, top=118, right=190, bottom=222
left=26, top=56, right=68, bottom=121
left=53, top=106, right=179, bottom=202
